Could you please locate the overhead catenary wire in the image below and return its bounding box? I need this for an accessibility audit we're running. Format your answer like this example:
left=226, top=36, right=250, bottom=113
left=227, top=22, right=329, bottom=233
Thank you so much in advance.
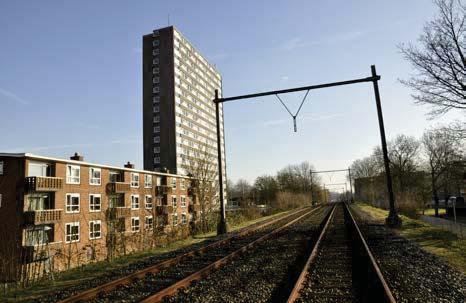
left=274, top=89, right=310, bottom=132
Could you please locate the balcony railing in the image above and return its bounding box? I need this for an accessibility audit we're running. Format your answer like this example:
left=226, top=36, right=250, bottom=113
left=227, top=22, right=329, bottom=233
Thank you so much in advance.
left=107, top=182, right=131, bottom=194
left=156, top=185, right=172, bottom=196
left=106, top=207, right=131, bottom=220
left=156, top=205, right=174, bottom=215
left=24, top=209, right=63, bottom=225
left=25, top=176, right=63, bottom=192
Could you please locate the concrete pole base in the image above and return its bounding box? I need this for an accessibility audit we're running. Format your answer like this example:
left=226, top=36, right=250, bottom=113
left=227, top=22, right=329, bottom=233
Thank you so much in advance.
left=385, top=213, right=402, bottom=227
left=217, top=220, right=229, bottom=235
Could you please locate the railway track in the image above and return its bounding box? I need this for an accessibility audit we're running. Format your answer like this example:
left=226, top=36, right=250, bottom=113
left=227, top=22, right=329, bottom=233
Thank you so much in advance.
left=57, top=206, right=319, bottom=303
left=287, top=203, right=396, bottom=303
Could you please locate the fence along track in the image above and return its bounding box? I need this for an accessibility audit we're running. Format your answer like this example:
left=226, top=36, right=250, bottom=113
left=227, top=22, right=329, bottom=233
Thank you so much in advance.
left=139, top=207, right=323, bottom=303
left=287, top=203, right=396, bottom=303
left=57, top=207, right=314, bottom=303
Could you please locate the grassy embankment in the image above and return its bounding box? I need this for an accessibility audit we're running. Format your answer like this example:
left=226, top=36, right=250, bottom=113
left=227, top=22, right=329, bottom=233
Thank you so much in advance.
left=3, top=209, right=294, bottom=302
left=355, top=203, right=466, bottom=274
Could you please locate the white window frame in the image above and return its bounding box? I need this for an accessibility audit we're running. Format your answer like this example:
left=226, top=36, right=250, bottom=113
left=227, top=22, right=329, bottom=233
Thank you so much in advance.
left=131, top=173, right=139, bottom=188
left=145, top=195, right=153, bottom=209
left=171, top=177, right=177, bottom=189
left=180, top=179, right=186, bottom=190
left=65, top=222, right=80, bottom=243
left=154, top=136, right=160, bottom=143
left=66, top=165, right=80, bottom=184
left=154, top=157, right=161, bottom=164
left=144, top=174, right=152, bottom=188
left=181, top=213, right=187, bottom=225
left=89, top=220, right=102, bottom=239
left=131, top=195, right=140, bottom=210
left=65, top=193, right=80, bottom=213
left=172, top=213, right=178, bottom=226
left=89, top=167, right=101, bottom=185
left=145, top=216, right=153, bottom=230
left=131, top=217, right=140, bottom=232
left=172, top=196, right=177, bottom=207
left=180, top=195, right=186, bottom=207
left=89, top=194, right=101, bottom=212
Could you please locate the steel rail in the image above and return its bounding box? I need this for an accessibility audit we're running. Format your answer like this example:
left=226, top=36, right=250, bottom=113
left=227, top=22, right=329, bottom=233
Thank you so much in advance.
left=57, top=207, right=313, bottom=303
left=140, top=207, right=324, bottom=303
left=286, top=203, right=396, bottom=303
left=345, top=203, right=397, bottom=303
left=286, top=204, right=336, bottom=302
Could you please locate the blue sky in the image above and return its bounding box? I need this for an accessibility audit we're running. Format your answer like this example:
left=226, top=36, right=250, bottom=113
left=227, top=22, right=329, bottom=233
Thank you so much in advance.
left=0, top=1, right=463, bottom=186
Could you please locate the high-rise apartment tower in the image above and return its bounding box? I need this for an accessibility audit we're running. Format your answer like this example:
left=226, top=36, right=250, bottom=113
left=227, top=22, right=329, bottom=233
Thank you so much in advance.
left=142, top=26, right=227, bottom=202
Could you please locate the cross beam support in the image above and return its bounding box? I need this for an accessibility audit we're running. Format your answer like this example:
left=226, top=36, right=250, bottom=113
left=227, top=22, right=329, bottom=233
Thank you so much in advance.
left=213, top=65, right=400, bottom=235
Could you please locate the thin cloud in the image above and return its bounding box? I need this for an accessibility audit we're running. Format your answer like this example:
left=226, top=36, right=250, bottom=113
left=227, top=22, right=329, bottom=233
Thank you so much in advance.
left=263, top=119, right=287, bottom=127
left=280, top=30, right=364, bottom=51
left=0, top=88, right=29, bottom=105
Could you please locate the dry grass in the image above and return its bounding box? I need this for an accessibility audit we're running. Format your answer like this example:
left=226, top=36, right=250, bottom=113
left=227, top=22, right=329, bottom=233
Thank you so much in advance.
left=355, top=202, right=466, bottom=274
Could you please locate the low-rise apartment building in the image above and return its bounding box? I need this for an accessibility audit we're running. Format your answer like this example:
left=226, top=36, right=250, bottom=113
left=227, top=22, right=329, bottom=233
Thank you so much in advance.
left=0, top=152, right=200, bottom=282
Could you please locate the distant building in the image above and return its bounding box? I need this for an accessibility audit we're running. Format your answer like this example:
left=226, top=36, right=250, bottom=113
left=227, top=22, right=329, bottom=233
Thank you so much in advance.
left=0, top=152, right=199, bottom=282
left=142, top=26, right=227, bottom=204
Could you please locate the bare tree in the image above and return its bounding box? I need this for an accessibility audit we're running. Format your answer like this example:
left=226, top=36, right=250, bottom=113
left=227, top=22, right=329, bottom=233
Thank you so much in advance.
left=234, top=179, right=251, bottom=203
left=183, top=143, right=218, bottom=233
left=400, top=0, right=465, bottom=117
left=350, top=155, right=380, bottom=180
left=388, top=135, right=421, bottom=193
left=422, top=126, right=463, bottom=216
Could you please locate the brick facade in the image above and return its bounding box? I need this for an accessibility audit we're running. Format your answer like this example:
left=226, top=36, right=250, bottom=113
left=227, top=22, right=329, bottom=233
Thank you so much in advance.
left=0, top=153, right=199, bottom=282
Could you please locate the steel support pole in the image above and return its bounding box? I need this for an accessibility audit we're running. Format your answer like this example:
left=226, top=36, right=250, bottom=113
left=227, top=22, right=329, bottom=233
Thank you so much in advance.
left=214, top=89, right=228, bottom=234
left=348, top=168, right=354, bottom=203
left=310, top=170, right=314, bottom=206
left=371, top=65, right=401, bottom=227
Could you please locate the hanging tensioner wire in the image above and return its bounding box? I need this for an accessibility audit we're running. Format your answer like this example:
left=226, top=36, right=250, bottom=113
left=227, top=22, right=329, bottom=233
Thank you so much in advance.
left=275, top=89, right=310, bottom=132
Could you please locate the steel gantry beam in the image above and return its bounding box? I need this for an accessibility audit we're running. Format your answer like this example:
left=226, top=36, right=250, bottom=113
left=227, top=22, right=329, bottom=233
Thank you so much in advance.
left=213, top=65, right=401, bottom=234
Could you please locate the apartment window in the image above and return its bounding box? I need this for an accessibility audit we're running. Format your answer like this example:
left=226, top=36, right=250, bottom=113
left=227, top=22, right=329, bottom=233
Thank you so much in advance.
left=89, top=220, right=101, bottom=239
left=171, top=177, right=177, bottom=188
left=180, top=179, right=186, bottom=190
left=153, top=76, right=159, bottom=83
left=109, top=171, right=122, bottom=182
left=172, top=213, right=178, bottom=226
left=28, top=161, right=51, bottom=177
left=89, top=194, right=101, bottom=212
left=66, top=165, right=80, bottom=184
left=89, top=167, right=101, bottom=185
left=0, top=194, right=2, bottom=207
left=152, top=67, right=159, bottom=74
left=145, top=195, right=153, bottom=209
left=131, top=173, right=139, bottom=188
left=154, top=157, right=160, bottom=164
left=172, top=196, right=177, bottom=207
left=153, top=58, right=159, bottom=64
left=66, top=194, right=80, bottom=213
left=153, top=87, right=160, bottom=93
left=181, top=213, right=187, bottom=225
left=153, top=115, right=160, bottom=123
left=65, top=222, right=80, bottom=243
left=152, top=40, right=159, bottom=46
left=154, top=146, right=160, bottom=153
left=154, top=136, right=160, bottom=143
left=154, top=126, right=160, bottom=133
left=131, top=217, right=140, bottom=232
left=153, top=105, right=160, bottom=113
left=0, top=161, right=3, bottom=175
left=180, top=196, right=186, bottom=207
left=144, top=175, right=152, bottom=188
left=131, top=195, right=140, bottom=209
left=145, top=216, right=153, bottom=230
